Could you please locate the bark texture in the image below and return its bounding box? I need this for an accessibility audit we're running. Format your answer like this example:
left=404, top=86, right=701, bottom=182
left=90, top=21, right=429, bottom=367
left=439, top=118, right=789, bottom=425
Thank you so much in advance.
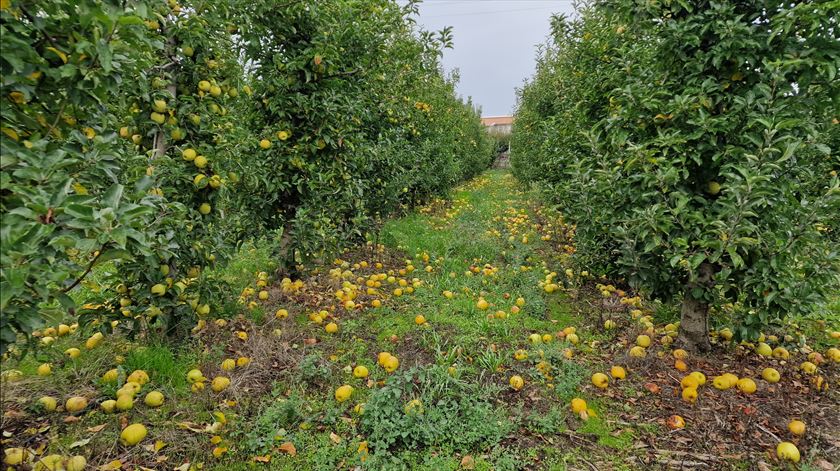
left=677, top=262, right=714, bottom=353
left=153, top=83, right=177, bottom=159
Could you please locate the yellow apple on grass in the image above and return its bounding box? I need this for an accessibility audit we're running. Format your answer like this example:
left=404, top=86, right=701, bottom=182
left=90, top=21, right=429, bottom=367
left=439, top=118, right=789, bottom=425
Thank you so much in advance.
left=591, top=373, right=609, bottom=389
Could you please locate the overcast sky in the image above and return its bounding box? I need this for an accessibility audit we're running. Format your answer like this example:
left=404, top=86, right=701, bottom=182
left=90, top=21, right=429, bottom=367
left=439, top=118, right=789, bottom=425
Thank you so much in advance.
left=407, top=0, right=578, bottom=117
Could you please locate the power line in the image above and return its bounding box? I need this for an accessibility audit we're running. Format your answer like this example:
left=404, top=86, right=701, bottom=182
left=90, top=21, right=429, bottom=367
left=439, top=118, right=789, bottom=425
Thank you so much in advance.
left=423, top=0, right=569, bottom=3
left=424, top=5, right=563, bottom=18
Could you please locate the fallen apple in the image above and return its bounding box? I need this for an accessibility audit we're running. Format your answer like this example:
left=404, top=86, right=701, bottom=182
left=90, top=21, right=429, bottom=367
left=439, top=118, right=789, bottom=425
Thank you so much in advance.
left=666, top=414, right=685, bottom=429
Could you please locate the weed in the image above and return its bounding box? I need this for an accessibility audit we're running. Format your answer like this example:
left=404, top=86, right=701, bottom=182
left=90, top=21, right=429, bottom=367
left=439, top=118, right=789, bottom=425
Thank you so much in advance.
left=297, top=353, right=332, bottom=386
left=541, top=350, right=587, bottom=402
left=475, top=348, right=505, bottom=373
left=361, top=365, right=511, bottom=455
left=487, top=447, right=522, bottom=471
left=527, top=404, right=567, bottom=435
left=238, top=394, right=303, bottom=455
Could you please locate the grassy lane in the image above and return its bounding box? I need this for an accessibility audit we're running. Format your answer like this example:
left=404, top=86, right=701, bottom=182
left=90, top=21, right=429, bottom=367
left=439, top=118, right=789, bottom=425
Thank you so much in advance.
left=217, top=169, right=635, bottom=470
left=377, top=170, right=578, bottom=358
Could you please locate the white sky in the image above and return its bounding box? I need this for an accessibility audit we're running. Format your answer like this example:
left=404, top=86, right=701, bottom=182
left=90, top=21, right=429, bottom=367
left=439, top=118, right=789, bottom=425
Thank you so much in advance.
left=407, top=0, right=578, bottom=117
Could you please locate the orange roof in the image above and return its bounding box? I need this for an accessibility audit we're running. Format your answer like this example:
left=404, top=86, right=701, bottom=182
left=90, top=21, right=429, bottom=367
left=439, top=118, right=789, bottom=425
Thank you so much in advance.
left=481, top=115, right=513, bottom=126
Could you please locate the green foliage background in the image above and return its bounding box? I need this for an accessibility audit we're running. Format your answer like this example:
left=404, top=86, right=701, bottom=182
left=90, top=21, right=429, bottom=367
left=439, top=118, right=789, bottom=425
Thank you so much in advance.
left=511, top=0, right=840, bottom=342
left=0, top=0, right=494, bottom=351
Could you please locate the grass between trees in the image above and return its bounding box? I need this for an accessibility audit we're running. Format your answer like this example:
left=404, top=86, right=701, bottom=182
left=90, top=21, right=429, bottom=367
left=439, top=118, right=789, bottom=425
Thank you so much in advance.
left=2, top=170, right=838, bottom=470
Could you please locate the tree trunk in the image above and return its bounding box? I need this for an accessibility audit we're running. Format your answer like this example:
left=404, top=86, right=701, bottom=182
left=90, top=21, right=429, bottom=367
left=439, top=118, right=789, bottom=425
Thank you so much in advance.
left=677, top=262, right=714, bottom=353
left=153, top=31, right=178, bottom=160
left=152, top=83, right=177, bottom=159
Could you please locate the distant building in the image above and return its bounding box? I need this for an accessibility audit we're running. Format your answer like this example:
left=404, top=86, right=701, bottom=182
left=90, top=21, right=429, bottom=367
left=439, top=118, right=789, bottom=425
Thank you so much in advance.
left=482, top=116, right=512, bottom=169
left=480, top=115, right=513, bottom=134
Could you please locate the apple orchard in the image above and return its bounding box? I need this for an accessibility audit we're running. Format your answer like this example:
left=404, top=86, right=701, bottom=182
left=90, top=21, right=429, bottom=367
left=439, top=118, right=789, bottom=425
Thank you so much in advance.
left=1, top=0, right=839, bottom=470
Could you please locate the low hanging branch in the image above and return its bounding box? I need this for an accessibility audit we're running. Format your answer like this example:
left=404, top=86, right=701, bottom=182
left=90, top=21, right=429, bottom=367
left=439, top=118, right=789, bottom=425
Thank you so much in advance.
left=62, top=244, right=108, bottom=293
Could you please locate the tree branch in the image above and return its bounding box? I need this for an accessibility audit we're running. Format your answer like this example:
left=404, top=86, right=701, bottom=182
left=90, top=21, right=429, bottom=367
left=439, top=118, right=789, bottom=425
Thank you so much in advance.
left=62, top=245, right=107, bottom=293
left=20, top=7, right=60, bottom=49
left=324, top=68, right=361, bottom=79
left=44, top=98, right=68, bottom=139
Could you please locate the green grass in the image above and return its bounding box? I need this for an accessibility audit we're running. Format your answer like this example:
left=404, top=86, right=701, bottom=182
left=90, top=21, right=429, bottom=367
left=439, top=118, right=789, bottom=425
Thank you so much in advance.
left=210, top=239, right=278, bottom=294
left=378, top=171, right=572, bottom=357
left=123, top=344, right=196, bottom=394
left=577, top=416, right=634, bottom=450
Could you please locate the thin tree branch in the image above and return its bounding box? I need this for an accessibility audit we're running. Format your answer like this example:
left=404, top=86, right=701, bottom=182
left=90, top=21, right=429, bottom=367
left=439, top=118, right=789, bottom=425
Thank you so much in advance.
left=323, top=68, right=361, bottom=79
left=62, top=245, right=108, bottom=293
left=44, top=98, right=68, bottom=139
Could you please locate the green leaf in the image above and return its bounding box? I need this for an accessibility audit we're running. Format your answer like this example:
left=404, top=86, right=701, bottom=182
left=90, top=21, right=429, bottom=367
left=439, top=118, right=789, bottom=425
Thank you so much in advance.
left=97, top=249, right=132, bottom=264
left=48, top=235, right=79, bottom=248
left=119, top=204, right=154, bottom=223
left=0, top=282, right=13, bottom=311
left=102, top=183, right=124, bottom=210
left=96, top=41, right=113, bottom=72
left=727, top=246, right=744, bottom=269
left=50, top=178, right=74, bottom=207
left=8, top=207, right=38, bottom=220
left=118, top=15, right=146, bottom=26
left=688, top=253, right=706, bottom=270
left=57, top=293, right=76, bottom=310
left=111, top=227, right=127, bottom=248
left=64, top=204, right=96, bottom=220
left=134, top=176, right=154, bottom=193
left=15, top=308, right=44, bottom=334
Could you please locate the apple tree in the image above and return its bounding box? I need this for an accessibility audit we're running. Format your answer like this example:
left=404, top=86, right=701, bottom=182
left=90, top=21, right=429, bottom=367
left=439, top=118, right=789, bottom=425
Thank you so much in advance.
left=0, top=0, right=165, bottom=351
left=0, top=0, right=494, bottom=352
left=513, top=0, right=840, bottom=351
left=93, top=0, right=248, bottom=336
left=236, top=0, right=492, bottom=267
left=0, top=0, right=248, bottom=349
